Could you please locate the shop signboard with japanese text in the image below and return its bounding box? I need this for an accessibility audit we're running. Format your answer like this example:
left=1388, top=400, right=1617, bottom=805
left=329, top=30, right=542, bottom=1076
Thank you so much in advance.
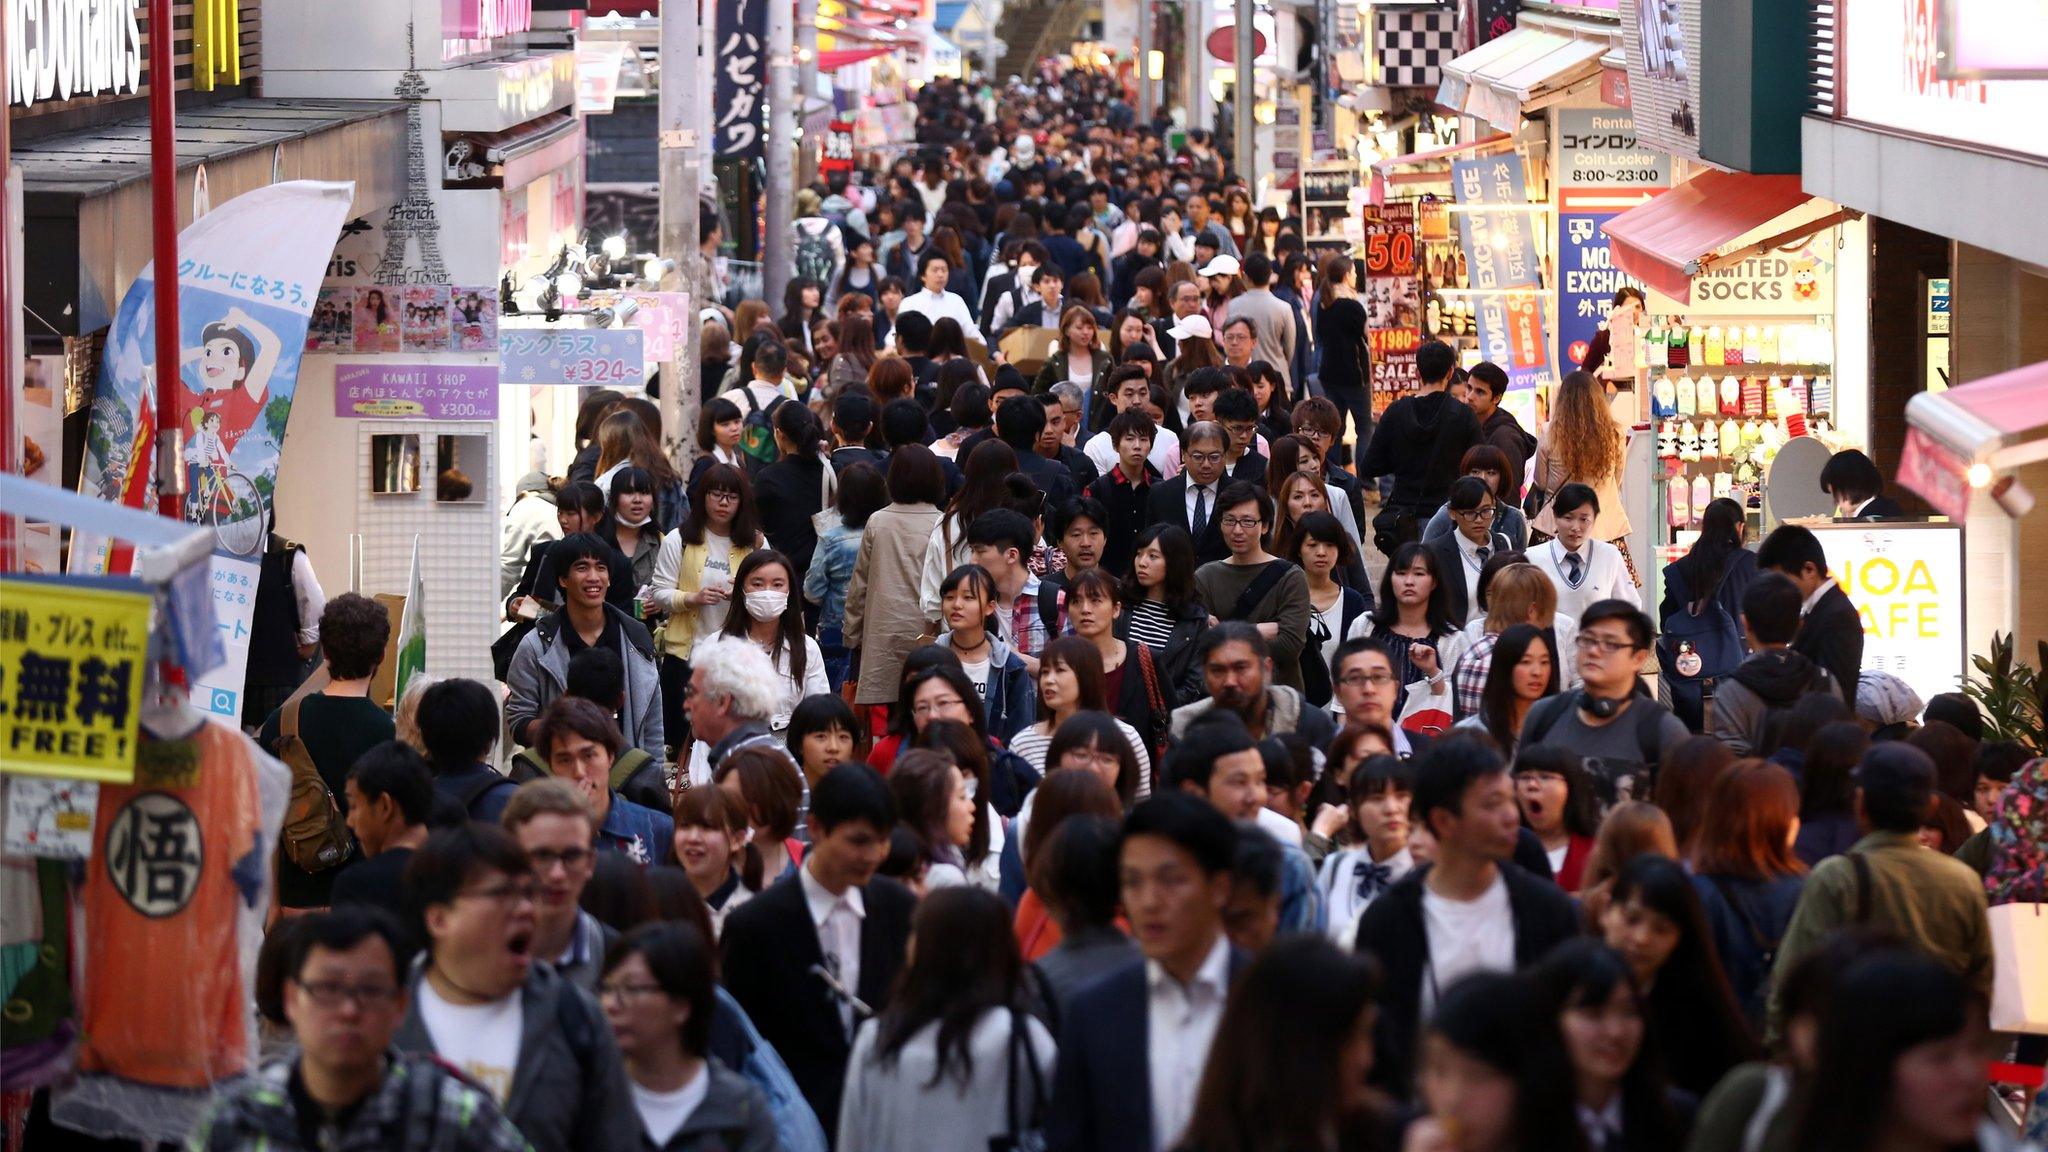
left=334, top=364, right=500, bottom=420
left=1451, top=157, right=1554, bottom=392
left=500, top=328, right=646, bottom=386
left=1554, top=110, right=1669, bottom=366
left=1813, top=522, right=1966, bottom=716
left=715, top=0, right=768, bottom=160
left=1361, top=201, right=1420, bottom=415
left=0, top=579, right=153, bottom=784
left=71, top=182, right=356, bottom=724
left=1844, top=0, right=2048, bottom=162
left=821, top=121, right=857, bottom=174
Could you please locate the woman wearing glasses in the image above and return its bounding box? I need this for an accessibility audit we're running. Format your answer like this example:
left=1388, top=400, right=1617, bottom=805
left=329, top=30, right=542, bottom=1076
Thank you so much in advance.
left=651, top=463, right=762, bottom=747
left=601, top=923, right=781, bottom=1152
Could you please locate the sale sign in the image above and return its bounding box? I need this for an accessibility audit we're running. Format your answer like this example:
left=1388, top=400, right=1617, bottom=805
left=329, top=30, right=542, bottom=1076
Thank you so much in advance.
left=1361, top=201, right=1421, bottom=415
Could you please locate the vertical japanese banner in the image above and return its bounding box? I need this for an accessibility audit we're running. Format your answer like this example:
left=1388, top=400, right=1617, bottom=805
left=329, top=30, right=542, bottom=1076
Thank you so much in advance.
left=1450, top=157, right=1554, bottom=392
left=1554, top=109, right=1669, bottom=365
left=72, top=181, right=356, bottom=722
left=715, top=0, right=768, bottom=161
left=395, top=536, right=426, bottom=701
left=1360, top=201, right=1421, bottom=416
left=820, top=121, right=856, bottom=174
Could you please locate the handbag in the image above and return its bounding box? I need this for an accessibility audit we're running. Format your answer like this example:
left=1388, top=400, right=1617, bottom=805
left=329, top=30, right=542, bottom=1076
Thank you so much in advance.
left=988, top=1007, right=1048, bottom=1152
left=1133, top=643, right=1171, bottom=781
left=812, top=453, right=842, bottom=537
left=1988, top=903, right=2048, bottom=1034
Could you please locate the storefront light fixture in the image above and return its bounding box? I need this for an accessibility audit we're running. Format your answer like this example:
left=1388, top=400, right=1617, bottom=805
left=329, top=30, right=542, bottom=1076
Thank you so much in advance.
left=603, top=234, right=629, bottom=260
left=1148, top=50, right=1165, bottom=79
left=643, top=256, right=676, bottom=282
left=1967, top=462, right=1994, bottom=488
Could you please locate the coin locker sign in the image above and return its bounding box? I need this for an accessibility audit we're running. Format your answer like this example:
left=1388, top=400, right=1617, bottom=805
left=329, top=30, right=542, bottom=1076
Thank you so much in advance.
left=0, top=580, right=152, bottom=783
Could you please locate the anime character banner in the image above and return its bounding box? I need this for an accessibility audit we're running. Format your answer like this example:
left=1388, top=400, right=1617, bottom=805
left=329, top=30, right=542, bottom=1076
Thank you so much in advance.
left=73, top=180, right=356, bottom=722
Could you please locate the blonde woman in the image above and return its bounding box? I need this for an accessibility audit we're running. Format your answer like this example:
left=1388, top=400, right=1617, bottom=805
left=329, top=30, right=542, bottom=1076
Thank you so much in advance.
left=1451, top=561, right=1581, bottom=719
left=1530, top=369, right=1636, bottom=582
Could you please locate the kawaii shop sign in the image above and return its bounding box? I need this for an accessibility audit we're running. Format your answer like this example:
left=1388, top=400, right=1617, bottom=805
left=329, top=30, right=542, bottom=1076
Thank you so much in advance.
left=1814, top=522, right=1965, bottom=713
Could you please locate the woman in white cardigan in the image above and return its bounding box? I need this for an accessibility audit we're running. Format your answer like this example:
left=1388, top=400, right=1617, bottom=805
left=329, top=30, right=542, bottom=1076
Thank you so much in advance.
left=837, top=888, right=1056, bottom=1152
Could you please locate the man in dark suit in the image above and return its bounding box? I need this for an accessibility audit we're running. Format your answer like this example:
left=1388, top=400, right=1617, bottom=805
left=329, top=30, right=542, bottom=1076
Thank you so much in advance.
left=1821, top=448, right=1906, bottom=521
left=1353, top=733, right=1581, bottom=1094
left=720, top=764, right=914, bottom=1140
left=996, top=394, right=1078, bottom=515
left=1145, top=420, right=1231, bottom=564
left=1047, top=791, right=1247, bottom=1152
left=1757, top=523, right=1863, bottom=705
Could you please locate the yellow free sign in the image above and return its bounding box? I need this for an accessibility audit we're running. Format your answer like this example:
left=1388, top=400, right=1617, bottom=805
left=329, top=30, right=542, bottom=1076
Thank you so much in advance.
left=0, top=579, right=153, bottom=783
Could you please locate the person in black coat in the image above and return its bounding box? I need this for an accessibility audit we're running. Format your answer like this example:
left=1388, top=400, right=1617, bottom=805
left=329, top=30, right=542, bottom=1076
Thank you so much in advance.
left=993, top=394, right=1078, bottom=515
left=1821, top=448, right=1906, bottom=520
left=752, top=405, right=833, bottom=578
left=1144, top=422, right=1232, bottom=564
left=1086, top=409, right=1162, bottom=578
left=1757, top=524, right=1864, bottom=705
left=1424, top=477, right=1514, bottom=628
left=1047, top=792, right=1250, bottom=1152
left=1354, top=733, right=1581, bottom=1095
left=720, top=765, right=915, bottom=1140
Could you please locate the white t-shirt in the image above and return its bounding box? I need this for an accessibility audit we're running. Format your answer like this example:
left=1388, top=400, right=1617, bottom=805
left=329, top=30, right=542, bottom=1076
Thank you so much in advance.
left=1311, top=592, right=1343, bottom=681
left=1420, top=873, right=1515, bottom=1016
left=961, top=658, right=991, bottom=694
left=1546, top=843, right=1570, bottom=875
left=700, top=533, right=735, bottom=635
left=416, top=980, right=523, bottom=1103
left=632, top=1066, right=709, bottom=1146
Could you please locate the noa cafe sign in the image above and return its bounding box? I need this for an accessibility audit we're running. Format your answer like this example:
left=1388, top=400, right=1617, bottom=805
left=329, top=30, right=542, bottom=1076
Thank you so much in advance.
left=7, top=0, right=144, bottom=109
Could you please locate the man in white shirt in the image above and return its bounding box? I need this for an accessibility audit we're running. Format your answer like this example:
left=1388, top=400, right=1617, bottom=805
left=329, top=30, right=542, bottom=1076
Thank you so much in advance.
left=1047, top=791, right=1242, bottom=1152
left=893, top=251, right=984, bottom=345
left=1084, top=366, right=1181, bottom=479
left=1351, top=734, right=1581, bottom=1093
left=719, top=764, right=915, bottom=1137
left=394, top=823, right=639, bottom=1152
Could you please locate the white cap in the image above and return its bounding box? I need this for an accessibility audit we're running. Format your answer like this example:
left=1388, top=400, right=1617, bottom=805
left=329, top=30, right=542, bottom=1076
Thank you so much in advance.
left=1166, top=314, right=1214, bottom=341
left=1197, top=254, right=1241, bottom=278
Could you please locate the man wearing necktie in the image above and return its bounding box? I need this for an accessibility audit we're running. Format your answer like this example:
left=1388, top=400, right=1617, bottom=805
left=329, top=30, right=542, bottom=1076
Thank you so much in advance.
left=1148, top=421, right=1231, bottom=563
left=1426, top=476, right=1511, bottom=627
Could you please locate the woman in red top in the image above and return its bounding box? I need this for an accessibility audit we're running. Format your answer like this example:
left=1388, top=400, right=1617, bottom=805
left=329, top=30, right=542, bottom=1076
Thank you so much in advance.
left=1514, top=744, right=1602, bottom=893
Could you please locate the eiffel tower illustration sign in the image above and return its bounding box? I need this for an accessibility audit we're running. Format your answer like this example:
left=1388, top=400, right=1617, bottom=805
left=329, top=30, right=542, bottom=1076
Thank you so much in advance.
left=373, top=24, right=451, bottom=286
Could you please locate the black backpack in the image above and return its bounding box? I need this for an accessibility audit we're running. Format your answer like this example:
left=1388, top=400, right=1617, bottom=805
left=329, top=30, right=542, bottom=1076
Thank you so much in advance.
left=1523, top=689, right=1673, bottom=803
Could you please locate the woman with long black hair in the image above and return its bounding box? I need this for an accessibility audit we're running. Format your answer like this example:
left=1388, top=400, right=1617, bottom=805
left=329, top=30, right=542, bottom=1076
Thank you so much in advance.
left=1401, top=971, right=1586, bottom=1152
left=778, top=276, right=824, bottom=355
left=919, top=439, right=1021, bottom=624
left=1351, top=541, right=1468, bottom=733
left=716, top=549, right=827, bottom=732
left=1456, top=623, right=1560, bottom=758
left=1175, top=936, right=1393, bottom=1152
left=837, top=888, right=1056, bottom=1152
left=1597, top=855, right=1762, bottom=1097
left=1529, top=939, right=1695, bottom=1152
left=1117, top=524, right=1210, bottom=699
left=1790, top=951, right=2003, bottom=1152
left=1312, top=254, right=1370, bottom=468
left=1656, top=496, right=1756, bottom=728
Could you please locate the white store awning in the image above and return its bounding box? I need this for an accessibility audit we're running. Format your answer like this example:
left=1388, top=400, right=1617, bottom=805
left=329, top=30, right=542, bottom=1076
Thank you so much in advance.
left=1436, top=27, right=1608, bottom=131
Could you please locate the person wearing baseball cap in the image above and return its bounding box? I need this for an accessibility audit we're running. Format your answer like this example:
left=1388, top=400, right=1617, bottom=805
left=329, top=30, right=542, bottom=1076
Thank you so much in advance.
left=1763, top=741, right=1993, bottom=1044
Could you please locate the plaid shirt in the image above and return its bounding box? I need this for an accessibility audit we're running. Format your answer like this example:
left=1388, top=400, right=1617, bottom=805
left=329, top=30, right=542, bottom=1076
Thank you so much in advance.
left=1453, top=631, right=1501, bottom=720
left=1006, top=575, right=1051, bottom=661
left=187, top=1051, right=530, bottom=1152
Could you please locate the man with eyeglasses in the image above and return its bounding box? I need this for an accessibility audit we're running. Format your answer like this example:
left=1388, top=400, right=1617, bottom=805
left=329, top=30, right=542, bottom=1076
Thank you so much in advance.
left=190, top=906, right=530, bottom=1152
left=501, top=778, right=616, bottom=992
left=1210, top=387, right=1269, bottom=485
left=1192, top=485, right=1312, bottom=693
left=1146, top=419, right=1231, bottom=563
left=1425, top=476, right=1512, bottom=627
left=396, top=823, right=638, bottom=1152
left=1516, top=600, right=1688, bottom=804
left=533, top=696, right=675, bottom=866
left=1328, top=638, right=1431, bottom=760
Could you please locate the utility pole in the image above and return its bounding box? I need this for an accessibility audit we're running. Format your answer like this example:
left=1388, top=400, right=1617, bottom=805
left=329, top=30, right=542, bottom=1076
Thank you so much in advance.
left=1233, top=0, right=1253, bottom=187
left=1137, top=0, right=1153, bottom=124
left=1186, top=0, right=1208, bottom=132
left=660, top=0, right=704, bottom=474
left=763, top=0, right=797, bottom=311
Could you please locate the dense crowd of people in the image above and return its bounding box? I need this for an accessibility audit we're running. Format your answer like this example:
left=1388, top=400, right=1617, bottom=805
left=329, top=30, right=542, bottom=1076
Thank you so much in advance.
left=199, top=66, right=2048, bottom=1152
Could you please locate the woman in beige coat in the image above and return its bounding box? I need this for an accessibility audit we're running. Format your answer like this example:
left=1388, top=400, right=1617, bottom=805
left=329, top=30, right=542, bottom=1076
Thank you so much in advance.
left=1529, top=368, right=1637, bottom=584
left=845, top=444, right=949, bottom=719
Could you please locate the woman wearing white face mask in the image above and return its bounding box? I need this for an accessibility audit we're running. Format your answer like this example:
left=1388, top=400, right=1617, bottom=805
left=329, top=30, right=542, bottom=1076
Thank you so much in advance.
left=717, top=549, right=828, bottom=732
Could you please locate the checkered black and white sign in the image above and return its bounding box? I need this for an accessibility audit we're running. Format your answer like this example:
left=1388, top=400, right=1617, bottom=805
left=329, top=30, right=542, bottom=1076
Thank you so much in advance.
left=1376, top=9, right=1457, bottom=88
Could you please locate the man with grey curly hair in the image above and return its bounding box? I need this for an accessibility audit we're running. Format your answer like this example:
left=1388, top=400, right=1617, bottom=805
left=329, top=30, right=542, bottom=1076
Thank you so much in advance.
left=685, top=635, right=793, bottom=771
left=686, top=636, right=811, bottom=836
